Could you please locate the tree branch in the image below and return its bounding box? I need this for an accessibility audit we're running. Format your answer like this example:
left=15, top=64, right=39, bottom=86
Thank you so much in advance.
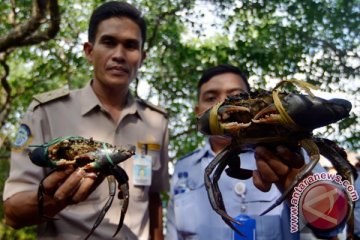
left=0, top=55, right=12, bottom=130
left=146, top=0, right=193, bottom=51
left=20, top=0, right=61, bottom=46
left=0, top=0, right=60, bottom=52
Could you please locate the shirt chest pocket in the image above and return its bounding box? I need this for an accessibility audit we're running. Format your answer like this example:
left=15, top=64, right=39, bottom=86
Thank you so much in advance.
left=173, top=186, right=240, bottom=240
left=174, top=189, right=202, bottom=235
left=226, top=179, right=282, bottom=216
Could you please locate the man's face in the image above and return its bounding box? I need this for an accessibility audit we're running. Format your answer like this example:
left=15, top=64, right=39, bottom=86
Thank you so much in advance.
left=84, top=17, right=145, bottom=89
left=195, top=72, right=248, bottom=117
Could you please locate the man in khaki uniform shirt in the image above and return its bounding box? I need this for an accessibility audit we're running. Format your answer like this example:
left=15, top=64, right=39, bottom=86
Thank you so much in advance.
left=3, top=2, right=169, bottom=239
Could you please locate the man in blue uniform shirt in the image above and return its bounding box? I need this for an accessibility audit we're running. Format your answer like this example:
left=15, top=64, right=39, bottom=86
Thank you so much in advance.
left=166, top=64, right=341, bottom=240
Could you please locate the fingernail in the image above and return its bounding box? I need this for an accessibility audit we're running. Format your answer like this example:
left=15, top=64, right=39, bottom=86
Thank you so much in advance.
left=85, top=172, right=98, bottom=180
left=76, top=168, right=86, bottom=177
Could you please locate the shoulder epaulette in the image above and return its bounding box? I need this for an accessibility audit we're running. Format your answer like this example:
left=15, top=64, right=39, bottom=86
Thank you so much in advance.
left=29, top=88, right=69, bottom=111
left=177, top=149, right=201, bottom=162
left=136, top=98, right=168, bottom=118
left=33, top=88, right=70, bottom=104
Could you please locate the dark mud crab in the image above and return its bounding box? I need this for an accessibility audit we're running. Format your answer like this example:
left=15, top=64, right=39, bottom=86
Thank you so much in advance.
left=197, top=80, right=357, bottom=238
left=29, top=136, right=135, bottom=239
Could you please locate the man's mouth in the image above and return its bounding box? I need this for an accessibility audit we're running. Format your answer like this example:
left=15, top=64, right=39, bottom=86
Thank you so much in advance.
left=107, top=65, right=129, bottom=75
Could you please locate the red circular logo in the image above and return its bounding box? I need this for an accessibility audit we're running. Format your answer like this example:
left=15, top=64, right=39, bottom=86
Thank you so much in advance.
left=300, top=181, right=349, bottom=230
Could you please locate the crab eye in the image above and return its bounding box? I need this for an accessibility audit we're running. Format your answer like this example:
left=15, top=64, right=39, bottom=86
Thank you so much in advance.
left=29, top=147, right=52, bottom=167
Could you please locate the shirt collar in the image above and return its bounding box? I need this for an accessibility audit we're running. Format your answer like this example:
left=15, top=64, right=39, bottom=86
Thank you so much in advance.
left=122, top=93, right=139, bottom=119
left=79, top=81, right=99, bottom=115
left=193, top=139, right=215, bottom=165
left=193, top=139, right=255, bottom=166
left=80, top=80, right=140, bottom=119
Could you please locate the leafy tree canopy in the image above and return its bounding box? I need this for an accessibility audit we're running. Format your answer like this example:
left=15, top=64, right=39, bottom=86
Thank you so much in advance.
left=0, top=0, right=359, bottom=161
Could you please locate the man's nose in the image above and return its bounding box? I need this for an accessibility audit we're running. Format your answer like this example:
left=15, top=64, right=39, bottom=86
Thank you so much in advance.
left=112, top=45, right=125, bottom=62
left=219, top=94, right=228, bottom=103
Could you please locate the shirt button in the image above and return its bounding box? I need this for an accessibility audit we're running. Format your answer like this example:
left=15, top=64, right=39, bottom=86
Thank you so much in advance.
left=234, top=182, right=246, bottom=196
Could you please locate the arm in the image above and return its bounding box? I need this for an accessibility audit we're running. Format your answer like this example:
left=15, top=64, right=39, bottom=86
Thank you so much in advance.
left=149, top=192, right=164, bottom=240
left=4, top=167, right=98, bottom=229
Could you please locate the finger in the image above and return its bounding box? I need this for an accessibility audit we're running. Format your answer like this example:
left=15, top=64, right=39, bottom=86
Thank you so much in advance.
left=256, top=158, right=279, bottom=182
left=90, top=173, right=106, bottom=192
left=253, top=170, right=272, bottom=192
left=71, top=173, right=98, bottom=203
left=54, top=168, right=86, bottom=201
left=255, top=146, right=289, bottom=177
left=276, top=145, right=304, bottom=169
left=42, top=166, right=75, bottom=195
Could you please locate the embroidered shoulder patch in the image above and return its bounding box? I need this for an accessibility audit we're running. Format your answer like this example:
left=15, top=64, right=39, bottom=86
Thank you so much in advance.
left=13, top=124, right=32, bottom=148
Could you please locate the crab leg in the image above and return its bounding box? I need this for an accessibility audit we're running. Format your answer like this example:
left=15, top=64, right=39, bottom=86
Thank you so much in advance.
left=204, top=146, right=243, bottom=234
left=84, top=175, right=116, bottom=240
left=212, top=150, right=248, bottom=237
left=111, top=165, right=130, bottom=237
left=315, top=138, right=356, bottom=240
left=37, top=168, right=59, bottom=221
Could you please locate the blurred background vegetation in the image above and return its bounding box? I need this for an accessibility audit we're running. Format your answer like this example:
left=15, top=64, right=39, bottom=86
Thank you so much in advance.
left=0, top=0, right=359, bottom=238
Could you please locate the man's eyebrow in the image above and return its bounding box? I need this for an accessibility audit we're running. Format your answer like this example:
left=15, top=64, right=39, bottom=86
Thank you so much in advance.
left=99, top=34, right=116, bottom=41
left=98, top=34, right=136, bottom=40
left=227, top=87, right=246, bottom=93
left=202, top=89, right=219, bottom=96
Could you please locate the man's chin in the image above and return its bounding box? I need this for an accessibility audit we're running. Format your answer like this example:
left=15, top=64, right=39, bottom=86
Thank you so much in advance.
left=210, top=135, right=231, bottom=144
left=106, top=76, right=131, bottom=87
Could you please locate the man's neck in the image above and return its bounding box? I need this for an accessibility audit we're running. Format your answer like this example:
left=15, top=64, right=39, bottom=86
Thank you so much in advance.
left=91, top=80, right=129, bottom=122
left=209, top=136, right=231, bottom=154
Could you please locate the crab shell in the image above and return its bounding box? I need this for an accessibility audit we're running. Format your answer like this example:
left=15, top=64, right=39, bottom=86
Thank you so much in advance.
left=29, top=137, right=135, bottom=171
left=197, top=91, right=352, bottom=143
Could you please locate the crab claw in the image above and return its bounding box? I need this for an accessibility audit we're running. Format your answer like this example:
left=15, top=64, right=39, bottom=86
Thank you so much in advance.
left=197, top=104, right=252, bottom=135
left=283, top=94, right=352, bottom=130
left=252, top=105, right=282, bottom=124
left=29, top=147, right=55, bottom=168
left=219, top=105, right=252, bottom=132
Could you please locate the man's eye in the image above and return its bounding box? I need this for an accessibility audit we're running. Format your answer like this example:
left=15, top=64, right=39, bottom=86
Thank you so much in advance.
left=102, top=39, right=116, bottom=47
left=229, top=90, right=244, bottom=96
left=205, top=97, right=217, bottom=102
left=125, top=41, right=140, bottom=50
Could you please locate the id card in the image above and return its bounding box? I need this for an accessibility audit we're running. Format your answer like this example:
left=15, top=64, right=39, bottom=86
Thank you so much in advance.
left=133, top=154, right=152, bottom=186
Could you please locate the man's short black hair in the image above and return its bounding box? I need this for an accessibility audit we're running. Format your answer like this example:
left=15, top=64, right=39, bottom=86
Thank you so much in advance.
left=197, top=64, right=250, bottom=99
left=88, top=1, right=147, bottom=49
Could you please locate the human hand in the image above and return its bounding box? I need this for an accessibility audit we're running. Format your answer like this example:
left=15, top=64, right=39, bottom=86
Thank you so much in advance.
left=253, top=145, right=305, bottom=193
left=41, top=167, right=101, bottom=216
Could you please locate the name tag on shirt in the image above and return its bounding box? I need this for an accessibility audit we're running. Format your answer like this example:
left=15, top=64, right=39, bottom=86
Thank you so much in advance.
left=133, top=154, right=152, bottom=186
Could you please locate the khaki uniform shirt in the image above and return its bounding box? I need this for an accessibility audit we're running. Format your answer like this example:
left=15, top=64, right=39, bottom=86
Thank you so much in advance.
left=3, top=82, right=170, bottom=240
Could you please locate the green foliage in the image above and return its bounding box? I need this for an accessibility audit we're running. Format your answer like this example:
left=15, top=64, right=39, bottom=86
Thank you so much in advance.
left=0, top=147, right=36, bottom=238
left=0, top=221, right=36, bottom=240
left=0, top=0, right=359, bottom=236
left=1, top=0, right=358, bottom=156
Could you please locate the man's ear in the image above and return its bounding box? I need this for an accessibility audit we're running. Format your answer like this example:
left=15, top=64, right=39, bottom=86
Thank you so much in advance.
left=83, top=42, right=94, bottom=63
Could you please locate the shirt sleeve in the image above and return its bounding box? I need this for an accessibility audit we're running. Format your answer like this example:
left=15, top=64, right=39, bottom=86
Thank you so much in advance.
left=165, top=193, right=180, bottom=240
left=3, top=103, right=47, bottom=200
left=149, top=118, right=170, bottom=193
left=165, top=169, right=183, bottom=240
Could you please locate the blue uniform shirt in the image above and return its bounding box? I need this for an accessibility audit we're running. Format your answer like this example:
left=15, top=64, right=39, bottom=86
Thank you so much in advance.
left=166, top=141, right=300, bottom=240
